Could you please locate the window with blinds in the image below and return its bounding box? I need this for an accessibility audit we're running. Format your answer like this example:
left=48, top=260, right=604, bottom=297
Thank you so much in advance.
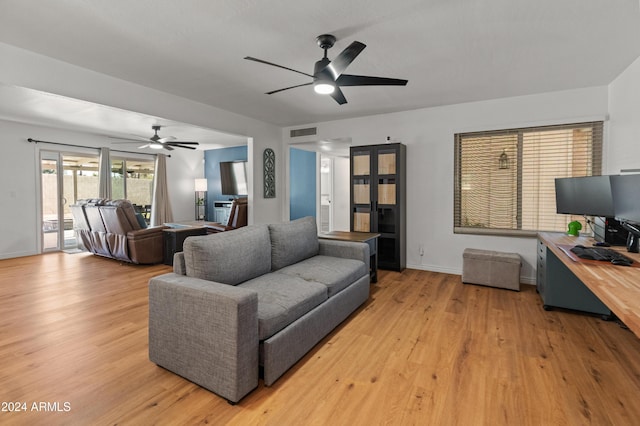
left=454, top=122, right=603, bottom=235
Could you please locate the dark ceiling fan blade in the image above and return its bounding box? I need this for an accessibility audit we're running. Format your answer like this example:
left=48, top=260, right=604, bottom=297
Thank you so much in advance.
left=266, top=82, right=313, bottom=95
left=165, top=141, right=199, bottom=145
left=336, top=74, right=408, bottom=87
left=244, top=56, right=314, bottom=78
left=168, top=144, right=196, bottom=150
left=163, top=145, right=175, bottom=151
left=324, top=41, right=366, bottom=80
left=330, top=87, right=347, bottom=105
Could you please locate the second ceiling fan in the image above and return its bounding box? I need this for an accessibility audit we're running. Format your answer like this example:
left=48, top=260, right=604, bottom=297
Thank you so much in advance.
left=110, top=125, right=199, bottom=151
left=245, top=34, right=408, bottom=105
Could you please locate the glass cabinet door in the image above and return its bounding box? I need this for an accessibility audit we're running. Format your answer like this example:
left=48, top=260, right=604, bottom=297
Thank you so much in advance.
left=351, top=150, right=372, bottom=231
left=376, top=149, right=397, bottom=206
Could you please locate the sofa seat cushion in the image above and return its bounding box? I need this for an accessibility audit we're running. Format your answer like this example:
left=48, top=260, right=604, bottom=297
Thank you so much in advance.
left=238, top=273, right=327, bottom=340
left=277, top=255, right=367, bottom=297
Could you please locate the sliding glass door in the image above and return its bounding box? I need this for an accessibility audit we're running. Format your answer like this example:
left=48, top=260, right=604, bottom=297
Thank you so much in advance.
left=41, top=153, right=62, bottom=252
left=40, top=151, right=99, bottom=252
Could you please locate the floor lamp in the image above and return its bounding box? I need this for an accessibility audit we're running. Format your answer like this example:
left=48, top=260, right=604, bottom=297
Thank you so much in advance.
left=194, top=178, right=208, bottom=220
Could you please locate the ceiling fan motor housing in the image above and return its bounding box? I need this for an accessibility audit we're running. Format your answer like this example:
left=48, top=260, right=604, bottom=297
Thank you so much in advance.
left=314, top=58, right=332, bottom=81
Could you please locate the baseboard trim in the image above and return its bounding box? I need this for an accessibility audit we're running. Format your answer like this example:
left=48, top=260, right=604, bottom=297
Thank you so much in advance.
left=0, top=250, right=38, bottom=260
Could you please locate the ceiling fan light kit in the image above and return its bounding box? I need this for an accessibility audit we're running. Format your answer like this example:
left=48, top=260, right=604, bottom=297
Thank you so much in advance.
left=245, top=33, right=408, bottom=105
left=314, top=83, right=335, bottom=95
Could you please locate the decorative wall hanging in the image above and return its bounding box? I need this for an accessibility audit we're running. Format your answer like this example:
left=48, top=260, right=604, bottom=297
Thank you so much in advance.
left=263, top=148, right=276, bottom=198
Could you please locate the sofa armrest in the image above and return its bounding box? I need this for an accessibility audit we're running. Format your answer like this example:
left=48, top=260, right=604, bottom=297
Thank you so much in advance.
left=127, top=226, right=167, bottom=264
left=205, top=222, right=233, bottom=233
left=127, top=225, right=167, bottom=239
left=173, top=252, right=186, bottom=275
left=149, top=273, right=259, bottom=403
left=319, top=240, right=370, bottom=272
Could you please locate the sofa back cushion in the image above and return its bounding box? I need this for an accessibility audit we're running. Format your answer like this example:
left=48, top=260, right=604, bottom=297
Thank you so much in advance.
left=268, top=216, right=319, bottom=271
left=183, top=224, right=271, bottom=285
left=105, top=199, right=141, bottom=230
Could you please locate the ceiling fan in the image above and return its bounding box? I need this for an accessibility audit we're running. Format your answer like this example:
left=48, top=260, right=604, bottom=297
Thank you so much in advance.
left=245, top=34, right=408, bottom=105
left=110, top=125, right=199, bottom=151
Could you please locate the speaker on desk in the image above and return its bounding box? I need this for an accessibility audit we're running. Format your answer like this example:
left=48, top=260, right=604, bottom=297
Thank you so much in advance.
left=594, top=217, right=629, bottom=246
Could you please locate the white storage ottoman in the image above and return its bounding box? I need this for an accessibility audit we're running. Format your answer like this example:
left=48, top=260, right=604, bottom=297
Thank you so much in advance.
left=462, top=248, right=521, bottom=291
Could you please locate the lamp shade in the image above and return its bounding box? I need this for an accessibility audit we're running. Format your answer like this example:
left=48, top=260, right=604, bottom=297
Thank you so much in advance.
left=194, top=178, right=208, bottom=192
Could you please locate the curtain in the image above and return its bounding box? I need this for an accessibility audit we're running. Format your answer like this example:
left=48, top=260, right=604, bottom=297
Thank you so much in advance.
left=98, top=147, right=112, bottom=198
left=150, top=154, right=173, bottom=226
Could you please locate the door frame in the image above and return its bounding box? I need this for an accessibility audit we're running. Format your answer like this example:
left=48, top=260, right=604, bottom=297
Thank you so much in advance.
left=39, top=150, right=65, bottom=252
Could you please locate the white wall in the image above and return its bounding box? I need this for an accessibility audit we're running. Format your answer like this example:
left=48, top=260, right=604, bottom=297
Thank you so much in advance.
left=285, top=87, right=610, bottom=283
left=1, top=121, right=41, bottom=258
left=608, top=55, right=640, bottom=174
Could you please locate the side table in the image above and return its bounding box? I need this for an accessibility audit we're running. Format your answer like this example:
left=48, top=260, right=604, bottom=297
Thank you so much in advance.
left=162, top=226, right=207, bottom=265
left=319, top=231, right=380, bottom=283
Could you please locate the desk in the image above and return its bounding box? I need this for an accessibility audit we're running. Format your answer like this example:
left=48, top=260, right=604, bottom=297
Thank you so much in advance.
left=537, top=232, right=640, bottom=337
left=319, top=231, right=380, bottom=283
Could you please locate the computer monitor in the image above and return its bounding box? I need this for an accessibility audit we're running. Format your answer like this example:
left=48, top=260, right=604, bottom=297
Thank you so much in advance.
left=610, top=174, right=640, bottom=253
left=611, top=174, right=640, bottom=225
left=554, top=175, right=615, bottom=217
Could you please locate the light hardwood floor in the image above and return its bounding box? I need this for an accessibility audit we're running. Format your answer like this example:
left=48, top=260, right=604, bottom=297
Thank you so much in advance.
left=1, top=252, right=640, bottom=425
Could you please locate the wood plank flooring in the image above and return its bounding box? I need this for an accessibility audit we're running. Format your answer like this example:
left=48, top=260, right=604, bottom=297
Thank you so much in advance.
left=1, top=252, right=640, bottom=425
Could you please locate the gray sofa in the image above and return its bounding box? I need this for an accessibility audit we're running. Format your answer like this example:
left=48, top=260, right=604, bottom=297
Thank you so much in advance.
left=148, top=216, right=370, bottom=403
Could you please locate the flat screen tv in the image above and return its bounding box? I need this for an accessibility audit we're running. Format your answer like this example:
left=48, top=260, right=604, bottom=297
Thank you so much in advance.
left=554, top=175, right=615, bottom=217
left=611, top=174, right=640, bottom=225
left=220, top=161, right=248, bottom=196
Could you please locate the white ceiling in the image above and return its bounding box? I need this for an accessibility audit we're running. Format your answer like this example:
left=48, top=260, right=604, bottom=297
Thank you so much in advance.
left=0, top=84, right=248, bottom=149
left=1, top=0, right=639, bottom=134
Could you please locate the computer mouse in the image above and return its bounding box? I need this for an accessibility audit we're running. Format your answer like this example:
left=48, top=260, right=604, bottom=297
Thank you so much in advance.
left=611, top=259, right=632, bottom=267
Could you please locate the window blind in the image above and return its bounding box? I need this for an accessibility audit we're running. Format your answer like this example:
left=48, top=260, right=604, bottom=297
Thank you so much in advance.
left=454, top=121, right=603, bottom=235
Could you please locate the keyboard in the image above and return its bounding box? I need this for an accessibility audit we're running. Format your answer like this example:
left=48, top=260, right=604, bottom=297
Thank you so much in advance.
left=570, top=245, right=634, bottom=264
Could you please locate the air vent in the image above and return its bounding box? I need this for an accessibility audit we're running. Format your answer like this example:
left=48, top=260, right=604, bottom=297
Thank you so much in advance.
left=290, top=127, right=317, bottom=138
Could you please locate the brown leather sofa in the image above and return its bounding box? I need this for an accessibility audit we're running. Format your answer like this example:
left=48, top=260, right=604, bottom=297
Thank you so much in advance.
left=70, top=199, right=166, bottom=264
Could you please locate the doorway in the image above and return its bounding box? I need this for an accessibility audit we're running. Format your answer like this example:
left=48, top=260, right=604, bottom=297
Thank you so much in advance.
left=320, top=154, right=350, bottom=232
left=288, top=140, right=351, bottom=231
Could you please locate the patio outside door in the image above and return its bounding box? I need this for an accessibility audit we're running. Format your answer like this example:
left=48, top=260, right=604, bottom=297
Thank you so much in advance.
left=40, top=151, right=99, bottom=252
